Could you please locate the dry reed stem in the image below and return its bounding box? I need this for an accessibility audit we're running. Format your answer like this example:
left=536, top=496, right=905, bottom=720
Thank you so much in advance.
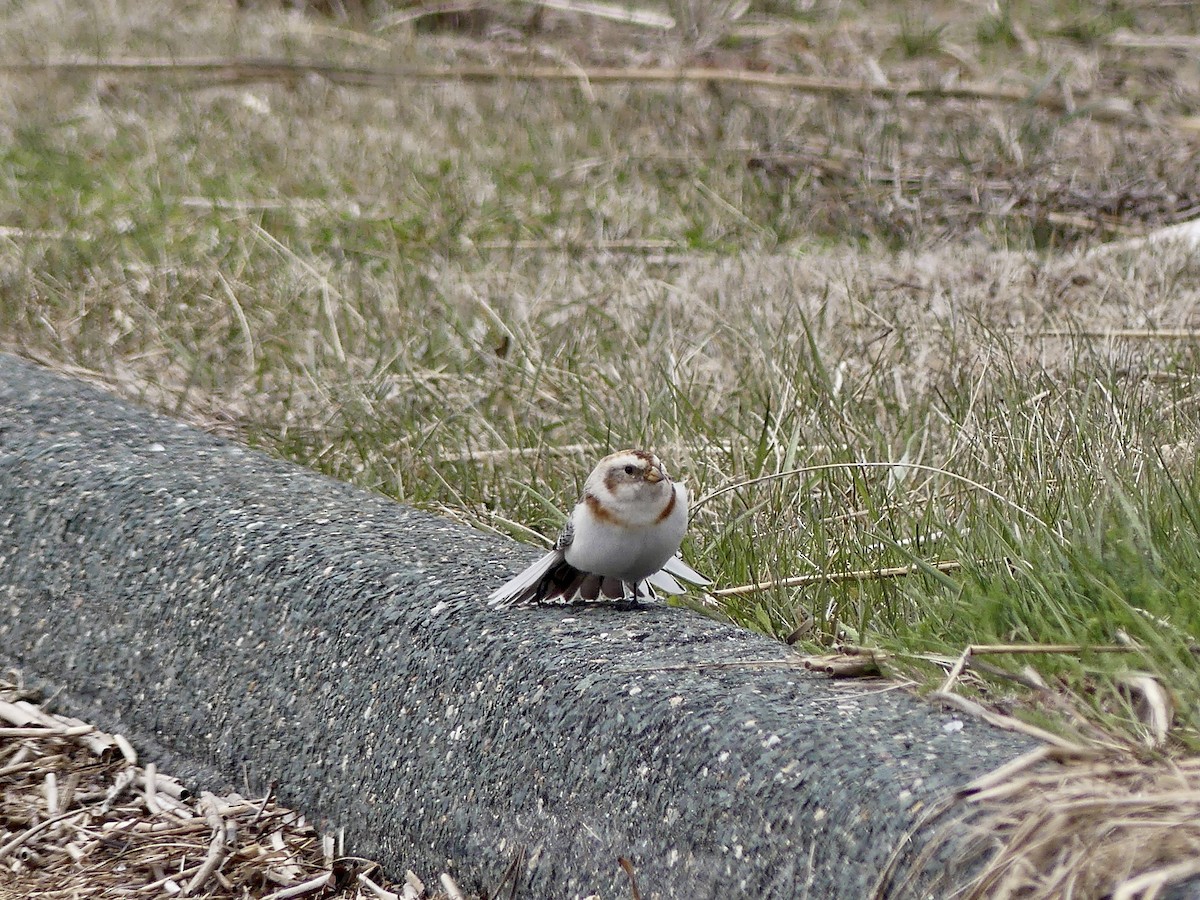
left=510, top=0, right=674, bottom=30
left=358, top=871, right=401, bottom=899
left=1108, top=31, right=1200, bottom=50
left=262, top=872, right=336, bottom=898
left=444, top=442, right=602, bottom=464
left=802, top=652, right=885, bottom=677
left=931, top=690, right=1089, bottom=752
left=1112, top=858, right=1200, bottom=900
left=939, top=642, right=1136, bottom=693
left=694, top=461, right=1050, bottom=530
left=713, top=559, right=965, bottom=597
left=0, top=58, right=1162, bottom=128
left=439, top=873, right=466, bottom=900
left=1023, top=329, right=1200, bottom=339
left=185, top=792, right=233, bottom=895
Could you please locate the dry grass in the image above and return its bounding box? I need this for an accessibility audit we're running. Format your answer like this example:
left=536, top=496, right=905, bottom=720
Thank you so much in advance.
left=964, top=755, right=1200, bottom=899
left=0, top=675, right=467, bottom=900
left=890, top=745, right=1200, bottom=899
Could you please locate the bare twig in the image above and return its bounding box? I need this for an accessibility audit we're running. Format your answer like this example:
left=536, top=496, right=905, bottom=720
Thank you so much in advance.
left=261, top=872, right=335, bottom=899
left=940, top=642, right=1135, bottom=694
left=358, top=872, right=401, bottom=900
left=618, top=857, right=643, bottom=900
left=440, top=872, right=467, bottom=900
left=1022, top=328, right=1200, bottom=340
left=0, top=810, right=87, bottom=862
left=930, top=690, right=1092, bottom=752
left=512, top=0, right=674, bottom=29
left=694, top=460, right=1050, bottom=531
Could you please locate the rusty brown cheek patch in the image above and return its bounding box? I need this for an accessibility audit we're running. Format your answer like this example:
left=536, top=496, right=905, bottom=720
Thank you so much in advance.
left=655, top=488, right=677, bottom=523
left=585, top=492, right=618, bottom=524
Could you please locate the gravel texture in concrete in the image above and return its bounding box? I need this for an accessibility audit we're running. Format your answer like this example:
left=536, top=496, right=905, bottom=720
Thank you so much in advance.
left=0, top=352, right=1035, bottom=898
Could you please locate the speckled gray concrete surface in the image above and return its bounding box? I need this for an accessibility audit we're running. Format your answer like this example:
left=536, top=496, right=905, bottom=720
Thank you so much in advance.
left=0, top=352, right=1037, bottom=898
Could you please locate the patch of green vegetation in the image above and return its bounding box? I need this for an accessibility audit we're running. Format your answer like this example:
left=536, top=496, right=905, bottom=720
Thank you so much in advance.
left=895, top=14, right=948, bottom=58
left=1048, top=1, right=1137, bottom=44
left=976, top=2, right=1021, bottom=49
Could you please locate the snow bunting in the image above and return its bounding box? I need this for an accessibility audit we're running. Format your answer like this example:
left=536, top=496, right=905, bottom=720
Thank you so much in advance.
left=488, top=449, right=711, bottom=607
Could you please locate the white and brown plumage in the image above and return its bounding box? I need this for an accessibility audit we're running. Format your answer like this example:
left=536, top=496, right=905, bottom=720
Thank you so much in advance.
left=488, top=449, right=710, bottom=607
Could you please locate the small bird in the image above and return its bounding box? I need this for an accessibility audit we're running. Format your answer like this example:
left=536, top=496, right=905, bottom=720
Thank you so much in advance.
left=488, top=449, right=710, bottom=607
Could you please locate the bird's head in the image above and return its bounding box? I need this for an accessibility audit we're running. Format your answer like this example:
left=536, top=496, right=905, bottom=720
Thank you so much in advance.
left=584, top=449, right=675, bottom=525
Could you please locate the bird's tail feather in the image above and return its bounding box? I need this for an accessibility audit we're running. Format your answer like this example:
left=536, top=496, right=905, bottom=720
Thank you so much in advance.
left=488, top=552, right=657, bottom=607
left=487, top=550, right=566, bottom=608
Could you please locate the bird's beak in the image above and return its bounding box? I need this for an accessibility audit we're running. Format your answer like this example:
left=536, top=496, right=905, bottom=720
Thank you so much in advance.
left=644, top=465, right=664, bottom=484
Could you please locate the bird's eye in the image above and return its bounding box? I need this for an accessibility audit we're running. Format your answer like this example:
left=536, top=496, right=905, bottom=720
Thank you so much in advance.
left=624, top=465, right=636, bottom=475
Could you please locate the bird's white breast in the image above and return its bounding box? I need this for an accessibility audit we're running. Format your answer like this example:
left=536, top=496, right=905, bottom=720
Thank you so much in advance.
left=564, top=482, right=689, bottom=582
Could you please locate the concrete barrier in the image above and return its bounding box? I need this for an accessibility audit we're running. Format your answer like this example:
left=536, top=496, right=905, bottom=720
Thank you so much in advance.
left=0, top=351, right=1033, bottom=897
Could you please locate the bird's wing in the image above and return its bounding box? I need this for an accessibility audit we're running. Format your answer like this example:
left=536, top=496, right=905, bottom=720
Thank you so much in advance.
left=553, top=517, right=575, bottom=552
left=646, top=553, right=711, bottom=596
left=661, top=553, right=712, bottom=587
left=645, top=567, right=685, bottom=595
left=487, top=548, right=567, bottom=608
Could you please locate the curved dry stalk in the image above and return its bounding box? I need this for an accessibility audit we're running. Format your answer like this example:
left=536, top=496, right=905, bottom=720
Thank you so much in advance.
left=694, top=460, right=1051, bottom=531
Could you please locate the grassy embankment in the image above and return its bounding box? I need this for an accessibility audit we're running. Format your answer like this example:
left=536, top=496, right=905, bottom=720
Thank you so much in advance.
left=2, top=0, right=1200, bottom=753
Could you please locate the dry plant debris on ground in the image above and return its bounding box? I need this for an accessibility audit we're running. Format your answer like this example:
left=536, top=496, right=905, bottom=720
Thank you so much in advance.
left=0, top=677, right=468, bottom=900
left=798, top=638, right=1200, bottom=898
left=869, top=740, right=1200, bottom=899
left=955, top=749, right=1200, bottom=900
left=887, top=673, right=1200, bottom=899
